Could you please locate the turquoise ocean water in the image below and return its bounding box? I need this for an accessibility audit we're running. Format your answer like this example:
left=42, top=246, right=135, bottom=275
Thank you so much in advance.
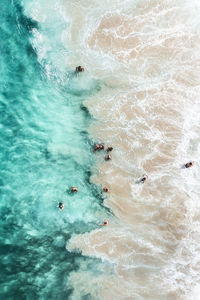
left=0, top=1, right=110, bottom=299
left=3, top=0, right=200, bottom=299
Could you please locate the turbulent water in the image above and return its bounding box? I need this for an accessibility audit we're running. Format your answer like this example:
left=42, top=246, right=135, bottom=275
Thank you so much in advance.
left=1, top=0, right=200, bottom=299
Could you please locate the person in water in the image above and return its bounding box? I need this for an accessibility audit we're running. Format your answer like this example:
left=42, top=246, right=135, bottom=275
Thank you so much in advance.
left=69, top=186, right=78, bottom=193
left=59, top=202, right=64, bottom=210
left=140, top=175, right=148, bottom=183
left=106, top=146, right=113, bottom=152
left=94, top=144, right=104, bottom=153
left=100, top=220, right=109, bottom=226
left=184, top=161, right=194, bottom=168
left=103, top=187, right=109, bottom=193
left=76, top=66, right=84, bottom=72
left=105, top=154, right=111, bottom=161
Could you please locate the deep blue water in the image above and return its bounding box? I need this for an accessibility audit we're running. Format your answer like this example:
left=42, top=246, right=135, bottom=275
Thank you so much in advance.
left=0, top=1, right=109, bottom=299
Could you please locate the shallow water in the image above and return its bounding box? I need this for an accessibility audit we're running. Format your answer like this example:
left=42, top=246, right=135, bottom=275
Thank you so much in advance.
left=2, top=0, right=200, bottom=299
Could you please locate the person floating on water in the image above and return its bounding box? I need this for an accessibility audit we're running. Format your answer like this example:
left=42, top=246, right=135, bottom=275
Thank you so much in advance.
left=105, top=154, right=111, bottom=161
left=94, top=144, right=104, bottom=153
left=69, top=186, right=78, bottom=193
left=105, top=146, right=113, bottom=160
left=76, top=66, right=84, bottom=72
left=103, top=187, right=109, bottom=193
left=184, top=161, right=194, bottom=168
left=59, top=202, right=64, bottom=210
left=100, top=220, right=109, bottom=226
left=106, top=146, right=113, bottom=152
left=140, top=175, right=148, bottom=183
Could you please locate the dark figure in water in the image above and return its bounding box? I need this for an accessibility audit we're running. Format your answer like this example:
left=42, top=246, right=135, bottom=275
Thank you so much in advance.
left=69, top=186, right=78, bottom=193
left=100, top=220, right=109, bottom=226
left=103, top=187, right=109, bottom=193
left=184, top=161, right=194, bottom=168
left=140, top=175, right=148, bottom=183
left=76, top=66, right=84, bottom=72
left=59, top=202, right=64, bottom=210
left=105, top=154, right=111, bottom=161
left=94, top=144, right=104, bottom=153
left=106, top=146, right=113, bottom=152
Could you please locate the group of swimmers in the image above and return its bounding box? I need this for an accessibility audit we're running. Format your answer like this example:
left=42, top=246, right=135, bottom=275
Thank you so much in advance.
left=59, top=182, right=109, bottom=226
left=59, top=66, right=195, bottom=226
left=94, top=144, right=113, bottom=161
left=59, top=187, right=78, bottom=210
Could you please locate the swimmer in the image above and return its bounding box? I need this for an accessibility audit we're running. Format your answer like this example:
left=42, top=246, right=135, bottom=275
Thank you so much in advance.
left=59, top=202, right=64, bottom=210
left=76, top=66, right=84, bottom=72
left=106, top=146, right=113, bottom=152
left=103, top=187, right=109, bottom=193
left=69, top=186, right=78, bottom=193
left=94, top=144, right=104, bottom=153
left=140, top=175, right=148, bottom=183
left=184, top=161, right=194, bottom=168
left=100, top=220, right=109, bottom=226
left=105, top=154, right=111, bottom=161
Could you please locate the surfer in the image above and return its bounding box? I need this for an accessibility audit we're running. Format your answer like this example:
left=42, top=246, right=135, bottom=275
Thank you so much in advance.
left=184, top=161, right=194, bottom=168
